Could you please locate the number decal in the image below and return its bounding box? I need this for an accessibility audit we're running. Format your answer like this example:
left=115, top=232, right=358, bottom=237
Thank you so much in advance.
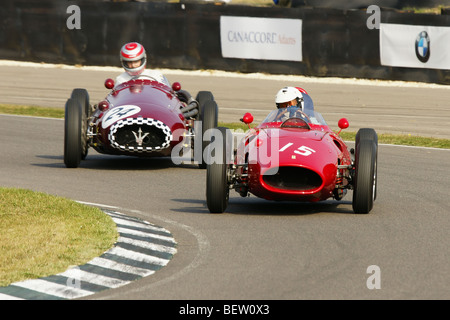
left=279, top=143, right=316, bottom=156
left=294, top=146, right=316, bottom=156
left=279, top=142, right=293, bottom=152
left=102, top=105, right=141, bottom=128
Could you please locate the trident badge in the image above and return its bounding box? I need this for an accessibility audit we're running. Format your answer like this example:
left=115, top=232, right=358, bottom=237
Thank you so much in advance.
left=132, top=127, right=149, bottom=146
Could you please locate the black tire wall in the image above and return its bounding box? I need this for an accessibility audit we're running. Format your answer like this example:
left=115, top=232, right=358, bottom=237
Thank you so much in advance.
left=2, top=0, right=450, bottom=84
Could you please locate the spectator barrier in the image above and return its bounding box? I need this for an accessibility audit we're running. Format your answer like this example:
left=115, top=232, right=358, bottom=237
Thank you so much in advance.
left=1, top=0, right=449, bottom=84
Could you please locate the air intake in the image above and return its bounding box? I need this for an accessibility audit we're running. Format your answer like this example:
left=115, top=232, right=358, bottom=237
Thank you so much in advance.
left=262, top=166, right=322, bottom=191
left=108, top=117, right=172, bottom=152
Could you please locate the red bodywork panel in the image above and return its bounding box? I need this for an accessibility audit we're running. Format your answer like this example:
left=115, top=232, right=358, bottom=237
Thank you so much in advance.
left=236, top=121, right=352, bottom=202
left=92, top=79, right=186, bottom=157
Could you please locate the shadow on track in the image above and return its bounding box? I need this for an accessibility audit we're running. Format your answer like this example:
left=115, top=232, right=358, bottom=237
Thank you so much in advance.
left=171, top=197, right=354, bottom=216
left=34, top=154, right=200, bottom=171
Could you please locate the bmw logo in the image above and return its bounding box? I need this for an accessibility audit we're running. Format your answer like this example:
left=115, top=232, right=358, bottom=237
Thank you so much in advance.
left=415, top=31, right=430, bottom=63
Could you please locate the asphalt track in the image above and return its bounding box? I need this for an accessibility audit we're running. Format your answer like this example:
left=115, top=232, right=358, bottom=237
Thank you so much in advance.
left=0, top=61, right=449, bottom=300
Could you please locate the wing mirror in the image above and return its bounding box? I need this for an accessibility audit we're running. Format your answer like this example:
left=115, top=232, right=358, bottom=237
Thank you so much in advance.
left=337, top=118, right=349, bottom=135
left=105, top=78, right=115, bottom=90
left=240, top=112, right=254, bottom=129
left=172, top=82, right=181, bottom=92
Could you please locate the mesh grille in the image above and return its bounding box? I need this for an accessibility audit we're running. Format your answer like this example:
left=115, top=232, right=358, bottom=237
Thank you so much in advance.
left=108, top=117, right=172, bottom=152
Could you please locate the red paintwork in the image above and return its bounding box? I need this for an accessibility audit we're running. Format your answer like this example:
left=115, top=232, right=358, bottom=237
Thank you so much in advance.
left=104, top=78, right=115, bottom=90
left=235, top=119, right=352, bottom=202
left=242, top=112, right=253, bottom=124
left=91, top=79, right=186, bottom=157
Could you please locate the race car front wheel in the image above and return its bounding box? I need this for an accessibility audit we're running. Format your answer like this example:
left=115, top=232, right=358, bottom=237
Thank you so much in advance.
left=64, top=98, right=83, bottom=168
left=352, top=128, right=378, bottom=213
left=70, top=88, right=90, bottom=160
left=199, top=99, right=218, bottom=169
left=206, top=127, right=231, bottom=213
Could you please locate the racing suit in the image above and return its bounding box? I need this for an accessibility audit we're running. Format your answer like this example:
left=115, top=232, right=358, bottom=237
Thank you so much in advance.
left=114, top=69, right=170, bottom=88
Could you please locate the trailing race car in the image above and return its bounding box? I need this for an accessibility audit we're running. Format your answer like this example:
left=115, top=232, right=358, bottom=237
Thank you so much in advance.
left=64, top=77, right=218, bottom=168
left=206, top=93, right=378, bottom=214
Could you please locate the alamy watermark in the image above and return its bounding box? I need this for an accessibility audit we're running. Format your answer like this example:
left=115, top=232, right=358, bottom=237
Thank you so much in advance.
left=366, top=5, right=381, bottom=30
left=66, top=4, right=381, bottom=31
left=66, top=4, right=81, bottom=30
left=170, top=124, right=280, bottom=170
left=366, top=265, right=381, bottom=289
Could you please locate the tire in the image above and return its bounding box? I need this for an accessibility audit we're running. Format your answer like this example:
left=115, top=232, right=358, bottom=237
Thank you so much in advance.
left=206, top=127, right=231, bottom=213
left=64, top=98, right=83, bottom=168
left=198, top=99, right=218, bottom=169
left=70, top=89, right=90, bottom=159
left=195, top=91, right=214, bottom=121
left=355, top=128, right=378, bottom=200
left=352, top=129, right=378, bottom=213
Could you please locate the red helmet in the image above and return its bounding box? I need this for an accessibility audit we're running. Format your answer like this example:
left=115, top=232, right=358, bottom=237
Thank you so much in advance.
left=120, top=42, right=147, bottom=76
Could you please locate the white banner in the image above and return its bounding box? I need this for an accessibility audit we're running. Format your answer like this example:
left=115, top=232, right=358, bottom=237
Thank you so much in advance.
left=380, top=23, right=450, bottom=70
left=220, top=16, right=302, bottom=62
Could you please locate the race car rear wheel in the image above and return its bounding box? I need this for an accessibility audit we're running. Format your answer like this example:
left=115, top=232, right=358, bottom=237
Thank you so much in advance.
left=70, top=88, right=90, bottom=160
left=199, top=99, right=218, bottom=169
left=206, top=127, right=231, bottom=213
left=64, top=98, right=83, bottom=168
left=352, top=128, right=378, bottom=213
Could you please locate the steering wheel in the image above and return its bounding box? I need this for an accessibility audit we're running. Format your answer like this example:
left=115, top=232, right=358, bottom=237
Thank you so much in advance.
left=281, top=117, right=311, bottom=129
left=276, top=108, right=309, bottom=122
left=132, top=74, right=158, bottom=82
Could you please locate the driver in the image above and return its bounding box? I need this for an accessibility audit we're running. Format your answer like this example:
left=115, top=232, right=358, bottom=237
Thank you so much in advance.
left=115, top=42, right=170, bottom=87
left=275, top=86, right=307, bottom=109
left=274, top=86, right=308, bottom=121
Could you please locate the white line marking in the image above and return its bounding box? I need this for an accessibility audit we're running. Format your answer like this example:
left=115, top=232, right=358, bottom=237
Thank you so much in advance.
left=59, top=268, right=128, bottom=289
left=110, top=215, right=168, bottom=232
left=87, top=257, right=154, bottom=277
left=107, top=247, right=170, bottom=266
left=116, top=227, right=176, bottom=243
left=117, top=235, right=177, bottom=254
left=13, top=278, right=94, bottom=299
left=0, top=293, right=24, bottom=300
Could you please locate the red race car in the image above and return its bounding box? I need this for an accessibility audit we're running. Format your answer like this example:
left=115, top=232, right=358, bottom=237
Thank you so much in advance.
left=64, top=77, right=218, bottom=169
left=206, top=93, right=378, bottom=214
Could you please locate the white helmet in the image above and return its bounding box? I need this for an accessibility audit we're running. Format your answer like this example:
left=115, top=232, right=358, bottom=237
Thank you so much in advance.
left=120, top=42, right=147, bottom=76
left=275, top=86, right=304, bottom=109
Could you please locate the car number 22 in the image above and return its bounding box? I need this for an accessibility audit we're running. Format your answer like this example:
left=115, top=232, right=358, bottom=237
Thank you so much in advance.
left=102, top=105, right=141, bottom=129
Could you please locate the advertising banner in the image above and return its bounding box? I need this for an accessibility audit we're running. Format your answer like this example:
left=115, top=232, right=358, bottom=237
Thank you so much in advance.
left=380, top=23, right=450, bottom=70
left=220, top=16, right=302, bottom=62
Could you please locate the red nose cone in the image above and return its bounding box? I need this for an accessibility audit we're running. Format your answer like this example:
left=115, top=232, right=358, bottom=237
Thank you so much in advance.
left=338, top=118, right=349, bottom=130
left=242, top=112, right=254, bottom=124
left=172, top=82, right=181, bottom=91
left=105, top=78, right=115, bottom=89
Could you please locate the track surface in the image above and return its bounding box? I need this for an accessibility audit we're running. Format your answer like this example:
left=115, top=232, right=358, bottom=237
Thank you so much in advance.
left=0, top=62, right=449, bottom=299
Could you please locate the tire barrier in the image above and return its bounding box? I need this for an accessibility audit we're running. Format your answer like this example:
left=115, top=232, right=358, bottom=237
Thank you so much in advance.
left=1, top=0, right=449, bottom=84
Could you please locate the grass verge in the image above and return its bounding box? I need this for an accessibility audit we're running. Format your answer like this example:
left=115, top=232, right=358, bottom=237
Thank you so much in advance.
left=0, top=187, right=118, bottom=287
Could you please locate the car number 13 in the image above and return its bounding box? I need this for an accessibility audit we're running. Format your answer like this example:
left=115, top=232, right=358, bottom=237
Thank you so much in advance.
left=279, top=143, right=316, bottom=156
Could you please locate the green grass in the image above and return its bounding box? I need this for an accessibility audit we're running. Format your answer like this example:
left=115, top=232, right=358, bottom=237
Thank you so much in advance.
left=0, top=104, right=64, bottom=118
left=0, top=188, right=118, bottom=287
